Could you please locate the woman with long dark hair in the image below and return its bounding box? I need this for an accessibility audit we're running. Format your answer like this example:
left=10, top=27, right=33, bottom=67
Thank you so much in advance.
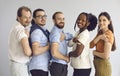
left=90, top=12, right=116, bottom=76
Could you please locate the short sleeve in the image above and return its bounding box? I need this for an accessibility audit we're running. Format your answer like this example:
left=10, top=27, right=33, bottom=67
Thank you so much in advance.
left=77, top=31, right=89, bottom=45
left=65, top=33, right=73, bottom=41
left=16, top=26, right=27, bottom=42
left=30, top=29, right=42, bottom=43
left=50, top=32, right=60, bottom=43
left=105, top=30, right=114, bottom=44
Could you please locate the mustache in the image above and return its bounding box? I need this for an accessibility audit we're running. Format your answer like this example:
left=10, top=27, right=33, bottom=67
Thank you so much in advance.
left=59, top=22, right=64, bottom=24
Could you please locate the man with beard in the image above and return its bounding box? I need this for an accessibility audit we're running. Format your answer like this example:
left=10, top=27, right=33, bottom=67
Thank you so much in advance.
left=28, top=8, right=50, bottom=76
left=49, top=11, right=73, bottom=76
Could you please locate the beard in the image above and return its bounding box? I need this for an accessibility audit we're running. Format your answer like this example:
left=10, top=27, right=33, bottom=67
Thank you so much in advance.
left=55, top=22, right=64, bottom=29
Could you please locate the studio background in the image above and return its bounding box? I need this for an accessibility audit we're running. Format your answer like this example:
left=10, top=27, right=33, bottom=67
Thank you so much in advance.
left=0, top=0, right=120, bottom=76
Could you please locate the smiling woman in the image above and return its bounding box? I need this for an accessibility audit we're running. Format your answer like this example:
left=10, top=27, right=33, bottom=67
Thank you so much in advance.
left=0, top=0, right=120, bottom=76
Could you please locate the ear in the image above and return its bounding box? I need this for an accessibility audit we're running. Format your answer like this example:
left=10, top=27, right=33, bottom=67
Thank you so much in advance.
left=17, top=17, right=20, bottom=21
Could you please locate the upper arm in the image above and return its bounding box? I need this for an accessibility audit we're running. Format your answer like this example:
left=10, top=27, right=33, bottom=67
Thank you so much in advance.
left=50, top=32, right=61, bottom=56
left=21, top=37, right=31, bottom=56
left=90, top=34, right=99, bottom=48
left=51, top=42, right=59, bottom=55
left=74, top=33, right=88, bottom=56
left=76, top=42, right=84, bottom=55
left=16, top=26, right=31, bottom=56
left=77, top=33, right=89, bottom=46
left=104, top=31, right=114, bottom=57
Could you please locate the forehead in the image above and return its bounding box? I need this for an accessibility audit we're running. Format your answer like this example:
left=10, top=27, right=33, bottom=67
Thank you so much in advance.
left=21, top=10, right=31, bottom=16
left=79, top=14, right=87, bottom=19
left=55, top=13, right=64, bottom=18
left=99, top=15, right=107, bottom=19
left=36, top=11, right=45, bottom=15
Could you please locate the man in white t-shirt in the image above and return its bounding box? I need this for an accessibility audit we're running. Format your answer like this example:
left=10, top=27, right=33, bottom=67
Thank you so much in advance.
left=8, top=6, right=32, bottom=76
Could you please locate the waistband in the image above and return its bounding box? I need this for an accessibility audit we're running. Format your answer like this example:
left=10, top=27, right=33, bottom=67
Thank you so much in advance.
left=94, top=56, right=110, bottom=60
left=10, top=59, right=28, bottom=65
left=51, top=62, right=67, bottom=67
left=94, top=56, right=103, bottom=59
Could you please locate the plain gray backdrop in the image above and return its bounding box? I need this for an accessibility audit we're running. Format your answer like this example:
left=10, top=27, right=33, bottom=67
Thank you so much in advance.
left=0, top=0, right=120, bottom=76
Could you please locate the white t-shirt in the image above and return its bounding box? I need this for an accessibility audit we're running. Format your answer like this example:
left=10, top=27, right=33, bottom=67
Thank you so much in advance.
left=8, top=21, right=29, bottom=63
left=68, top=29, right=91, bottom=69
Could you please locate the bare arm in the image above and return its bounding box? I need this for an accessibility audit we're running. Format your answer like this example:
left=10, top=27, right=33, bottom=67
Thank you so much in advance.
left=90, top=34, right=106, bottom=48
left=32, top=42, right=49, bottom=55
left=69, top=43, right=84, bottom=57
left=21, top=37, right=32, bottom=57
left=51, top=42, right=70, bottom=63
left=93, top=41, right=112, bottom=59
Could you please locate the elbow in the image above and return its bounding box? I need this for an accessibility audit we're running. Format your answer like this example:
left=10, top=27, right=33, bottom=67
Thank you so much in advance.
left=90, top=45, right=94, bottom=48
left=23, top=48, right=32, bottom=57
left=51, top=52, right=57, bottom=58
left=26, top=52, right=31, bottom=57
left=25, top=50, right=32, bottom=57
left=90, top=42, right=95, bottom=48
left=103, top=54, right=109, bottom=59
left=103, top=56, right=109, bottom=60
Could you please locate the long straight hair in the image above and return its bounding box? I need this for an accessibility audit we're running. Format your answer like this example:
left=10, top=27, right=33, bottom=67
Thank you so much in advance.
left=98, top=12, right=116, bottom=51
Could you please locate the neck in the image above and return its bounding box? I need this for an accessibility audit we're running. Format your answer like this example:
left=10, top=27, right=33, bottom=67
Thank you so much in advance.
left=102, top=28, right=109, bottom=33
left=99, top=28, right=108, bottom=34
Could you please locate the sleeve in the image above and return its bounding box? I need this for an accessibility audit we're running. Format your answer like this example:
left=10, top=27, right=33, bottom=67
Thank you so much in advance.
left=68, top=32, right=79, bottom=47
left=68, top=38, right=74, bottom=47
left=65, top=33, right=73, bottom=41
left=16, top=26, right=27, bottom=42
left=50, top=32, right=60, bottom=43
left=77, top=33, right=89, bottom=45
left=105, top=31, right=114, bottom=44
left=30, top=29, right=43, bottom=43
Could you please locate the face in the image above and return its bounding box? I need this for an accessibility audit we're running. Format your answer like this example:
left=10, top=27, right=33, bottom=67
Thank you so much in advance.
left=18, top=10, right=32, bottom=27
left=77, top=14, right=87, bottom=29
left=54, top=13, right=65, bottom=29
left=98, top=15, right=110, bottom=30
left=34, top=11, right=47, bottom=26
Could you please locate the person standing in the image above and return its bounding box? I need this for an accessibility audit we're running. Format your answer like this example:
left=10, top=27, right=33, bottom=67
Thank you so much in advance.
left=68, top=12, right=97, bottom=76
left=90, top=12, right=116, bottom=76
left=28, top=8, right=50, bottom=76
left=49, top=11, right=73, bottom=76
left=8, top=6, right=32, bottom=76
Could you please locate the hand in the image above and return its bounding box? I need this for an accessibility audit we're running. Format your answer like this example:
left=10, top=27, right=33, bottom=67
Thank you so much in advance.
left=73, top=37, right=78, bottom=43
left=60, top=32, right=65, bottom=42
left=98, top=34, right=108, bottom=42
left=66, top=56, right=70, bottom=63
left=25, top=29, right=29, bottom=37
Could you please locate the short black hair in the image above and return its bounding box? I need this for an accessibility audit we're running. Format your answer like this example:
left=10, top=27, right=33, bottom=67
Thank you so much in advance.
left=33, top=8, right=45, bottom=18
left=31, top=8, right=45, bottom=25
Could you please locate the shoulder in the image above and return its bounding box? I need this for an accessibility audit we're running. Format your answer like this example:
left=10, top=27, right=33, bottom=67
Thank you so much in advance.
left=79, top=30, right=89, bottom=37
left=15, top=22, right=24, bottom=31
left=31, top=29, right=43, bottom=36
left=105, top=30, right=114, bottom=44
